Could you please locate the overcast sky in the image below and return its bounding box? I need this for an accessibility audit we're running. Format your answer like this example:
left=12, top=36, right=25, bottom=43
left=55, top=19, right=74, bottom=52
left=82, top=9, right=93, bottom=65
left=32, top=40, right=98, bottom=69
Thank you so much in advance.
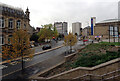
left=0, top=0, right=119, bottom=31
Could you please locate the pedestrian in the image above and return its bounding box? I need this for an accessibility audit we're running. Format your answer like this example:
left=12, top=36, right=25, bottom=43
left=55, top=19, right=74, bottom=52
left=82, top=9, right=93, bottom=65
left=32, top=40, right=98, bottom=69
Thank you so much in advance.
left=95, top=36, right=97, bottom=40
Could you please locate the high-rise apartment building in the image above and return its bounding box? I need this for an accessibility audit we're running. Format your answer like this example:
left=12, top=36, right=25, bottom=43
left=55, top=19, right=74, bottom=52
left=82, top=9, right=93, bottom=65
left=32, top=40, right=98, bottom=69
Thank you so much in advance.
left=91, top=17, right=96, bottom=35
left=54, top=22, right=67, bottom=35
left=63, top=22, right=68, bottom=35
left=72, top=22, right=81, bottom=36
left=118, top=1, right=120, bottom=19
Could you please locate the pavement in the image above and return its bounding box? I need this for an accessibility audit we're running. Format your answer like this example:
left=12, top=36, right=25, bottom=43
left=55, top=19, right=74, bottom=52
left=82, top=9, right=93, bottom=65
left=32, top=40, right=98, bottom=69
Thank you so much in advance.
left=102, top=38, right=120, bottom=42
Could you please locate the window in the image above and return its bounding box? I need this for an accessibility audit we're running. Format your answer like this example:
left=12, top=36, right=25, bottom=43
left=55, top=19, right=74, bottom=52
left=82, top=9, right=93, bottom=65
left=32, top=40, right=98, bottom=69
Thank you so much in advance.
left=110, top=26, right=113, bottom=36
left=8, top=19, right=13, bottom=29
left=0, top=17, right=5, bottom=28
left=109, top=26, right=118, bottom=37
left=24, top=24, right=26, bottom=29
left=0, top=35, right=4, bottom=45
left=16, top=20, right=21, bottom=29
left=8, top=35, right=12, bottom=44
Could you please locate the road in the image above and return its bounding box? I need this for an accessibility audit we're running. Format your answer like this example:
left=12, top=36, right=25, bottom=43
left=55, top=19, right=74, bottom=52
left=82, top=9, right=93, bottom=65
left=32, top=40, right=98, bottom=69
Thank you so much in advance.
left=34, top=40, right=64, bottom=53
left=1, top=40, right=85, bottom=79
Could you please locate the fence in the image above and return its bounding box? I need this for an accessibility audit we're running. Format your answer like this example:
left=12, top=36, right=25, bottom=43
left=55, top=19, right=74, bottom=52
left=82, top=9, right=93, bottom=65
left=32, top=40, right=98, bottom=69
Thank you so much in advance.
left=72, top=69, right=120, bottom=81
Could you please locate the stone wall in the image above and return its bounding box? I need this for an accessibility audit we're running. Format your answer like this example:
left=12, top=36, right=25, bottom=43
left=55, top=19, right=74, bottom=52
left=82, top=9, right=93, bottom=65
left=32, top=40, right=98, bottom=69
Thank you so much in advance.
left=47, top=58, right=120, bottom=79
left=94, top=26, right=109, bottom=36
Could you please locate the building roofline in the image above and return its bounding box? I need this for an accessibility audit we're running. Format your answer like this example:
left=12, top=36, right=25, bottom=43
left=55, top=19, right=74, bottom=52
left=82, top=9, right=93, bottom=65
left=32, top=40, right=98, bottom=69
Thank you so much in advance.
left=96, top=19, right=120, bottom=24
left=0, top=2, right=23, bottom=11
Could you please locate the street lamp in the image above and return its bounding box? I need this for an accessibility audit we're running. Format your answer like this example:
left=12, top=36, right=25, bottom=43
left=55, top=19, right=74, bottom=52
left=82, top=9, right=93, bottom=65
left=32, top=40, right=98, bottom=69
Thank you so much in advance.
left=69, top=39, right=72, bottom=53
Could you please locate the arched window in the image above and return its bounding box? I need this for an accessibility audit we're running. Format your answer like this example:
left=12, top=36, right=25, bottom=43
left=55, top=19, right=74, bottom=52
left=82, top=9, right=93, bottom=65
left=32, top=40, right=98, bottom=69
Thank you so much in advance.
left=16, top=20, right=21, bottom=29
left=8, top=19, right=13, bottom=29
left=0, top=17, right=5, bottom=28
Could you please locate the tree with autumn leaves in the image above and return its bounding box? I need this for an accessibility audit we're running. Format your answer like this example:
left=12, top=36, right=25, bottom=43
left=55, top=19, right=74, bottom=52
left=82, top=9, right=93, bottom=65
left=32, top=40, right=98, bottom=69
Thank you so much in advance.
left=2, top=29, right=34, bottom=73
left=64, top=32, right=77, bottom=53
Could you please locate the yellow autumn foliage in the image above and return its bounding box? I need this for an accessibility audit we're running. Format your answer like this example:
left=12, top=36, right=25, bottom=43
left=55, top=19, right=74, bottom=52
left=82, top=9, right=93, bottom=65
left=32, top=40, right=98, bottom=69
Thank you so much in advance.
left=2, top=29, right=34, bottom=61
left=64, top=32, right=77, bottom=46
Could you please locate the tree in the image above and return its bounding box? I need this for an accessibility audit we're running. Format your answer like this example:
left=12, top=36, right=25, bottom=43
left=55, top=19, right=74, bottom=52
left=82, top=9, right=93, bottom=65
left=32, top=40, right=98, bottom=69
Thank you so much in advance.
left=53, top=27, right=58, bottom=38
left=64, top=32, right=77, bottom=53
left=38, top=24, right=58, bottom=42
left=75, top=33, right=78, bottom=36
left=58, top=34, right=64, bottom=39
left=30, top=33, right=39, bottom=42
left=37, top=27, right=53, bottom=42
left=2, top=29, right=34, bottom=73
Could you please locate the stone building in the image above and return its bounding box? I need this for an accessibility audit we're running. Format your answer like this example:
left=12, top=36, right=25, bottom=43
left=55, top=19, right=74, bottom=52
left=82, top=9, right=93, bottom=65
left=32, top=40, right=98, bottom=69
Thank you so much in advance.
left=0, top=4, right=32, bottom=45
left=93, top=19, right=120, bottom=39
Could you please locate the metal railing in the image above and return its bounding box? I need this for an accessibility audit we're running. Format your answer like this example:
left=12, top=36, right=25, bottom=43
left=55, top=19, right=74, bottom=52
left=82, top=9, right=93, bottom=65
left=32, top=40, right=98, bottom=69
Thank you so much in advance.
left=72, top=69, right=120, bottom=81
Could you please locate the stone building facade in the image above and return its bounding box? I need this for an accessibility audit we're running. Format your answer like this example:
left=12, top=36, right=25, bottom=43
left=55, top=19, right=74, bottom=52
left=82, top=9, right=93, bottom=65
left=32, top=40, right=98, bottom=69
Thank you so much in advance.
left=93, top=19, right=120, bottom=39
left=0, top=4, right=32, bottom=45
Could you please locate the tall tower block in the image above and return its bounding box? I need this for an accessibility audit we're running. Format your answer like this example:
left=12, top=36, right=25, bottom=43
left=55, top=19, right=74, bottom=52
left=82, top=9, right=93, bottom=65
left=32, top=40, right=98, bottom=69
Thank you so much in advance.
left=91, top=17, right=96, bottom=35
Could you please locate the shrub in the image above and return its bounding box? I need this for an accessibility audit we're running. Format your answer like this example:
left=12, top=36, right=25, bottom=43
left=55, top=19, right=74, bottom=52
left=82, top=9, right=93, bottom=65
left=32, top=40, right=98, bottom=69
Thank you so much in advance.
left=72, top=51, right=120, bottom=68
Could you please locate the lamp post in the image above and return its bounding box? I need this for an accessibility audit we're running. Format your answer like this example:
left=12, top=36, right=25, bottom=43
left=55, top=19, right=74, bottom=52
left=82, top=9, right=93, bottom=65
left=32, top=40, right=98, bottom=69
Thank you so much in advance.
left=108, top=26, right=110, bottom=43
left=69, top=39, right=72, bottom=53
left=117, top=26, right=120, bottom=42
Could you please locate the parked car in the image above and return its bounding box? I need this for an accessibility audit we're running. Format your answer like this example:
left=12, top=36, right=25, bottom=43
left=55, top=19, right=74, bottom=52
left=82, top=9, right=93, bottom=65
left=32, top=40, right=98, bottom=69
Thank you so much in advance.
left=30, top=44, right=34, bottom=48
left=42, top=45, right=51, bottom=50
left=30, top=41, right=35, bottom=48
left=33, top=42, right=39, bottom=47
left=83, top=39, right=88, bottom=42
left=78, top=37, right=81, bottom=41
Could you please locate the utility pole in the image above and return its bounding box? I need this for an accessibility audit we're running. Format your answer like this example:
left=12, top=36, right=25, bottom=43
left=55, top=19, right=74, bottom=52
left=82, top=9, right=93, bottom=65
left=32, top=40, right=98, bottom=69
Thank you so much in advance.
left=109, top=26, right=110, bottom=43
left=113, top=26, right=115, bottom=42
left=118, top=26, right=119, bottom=42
